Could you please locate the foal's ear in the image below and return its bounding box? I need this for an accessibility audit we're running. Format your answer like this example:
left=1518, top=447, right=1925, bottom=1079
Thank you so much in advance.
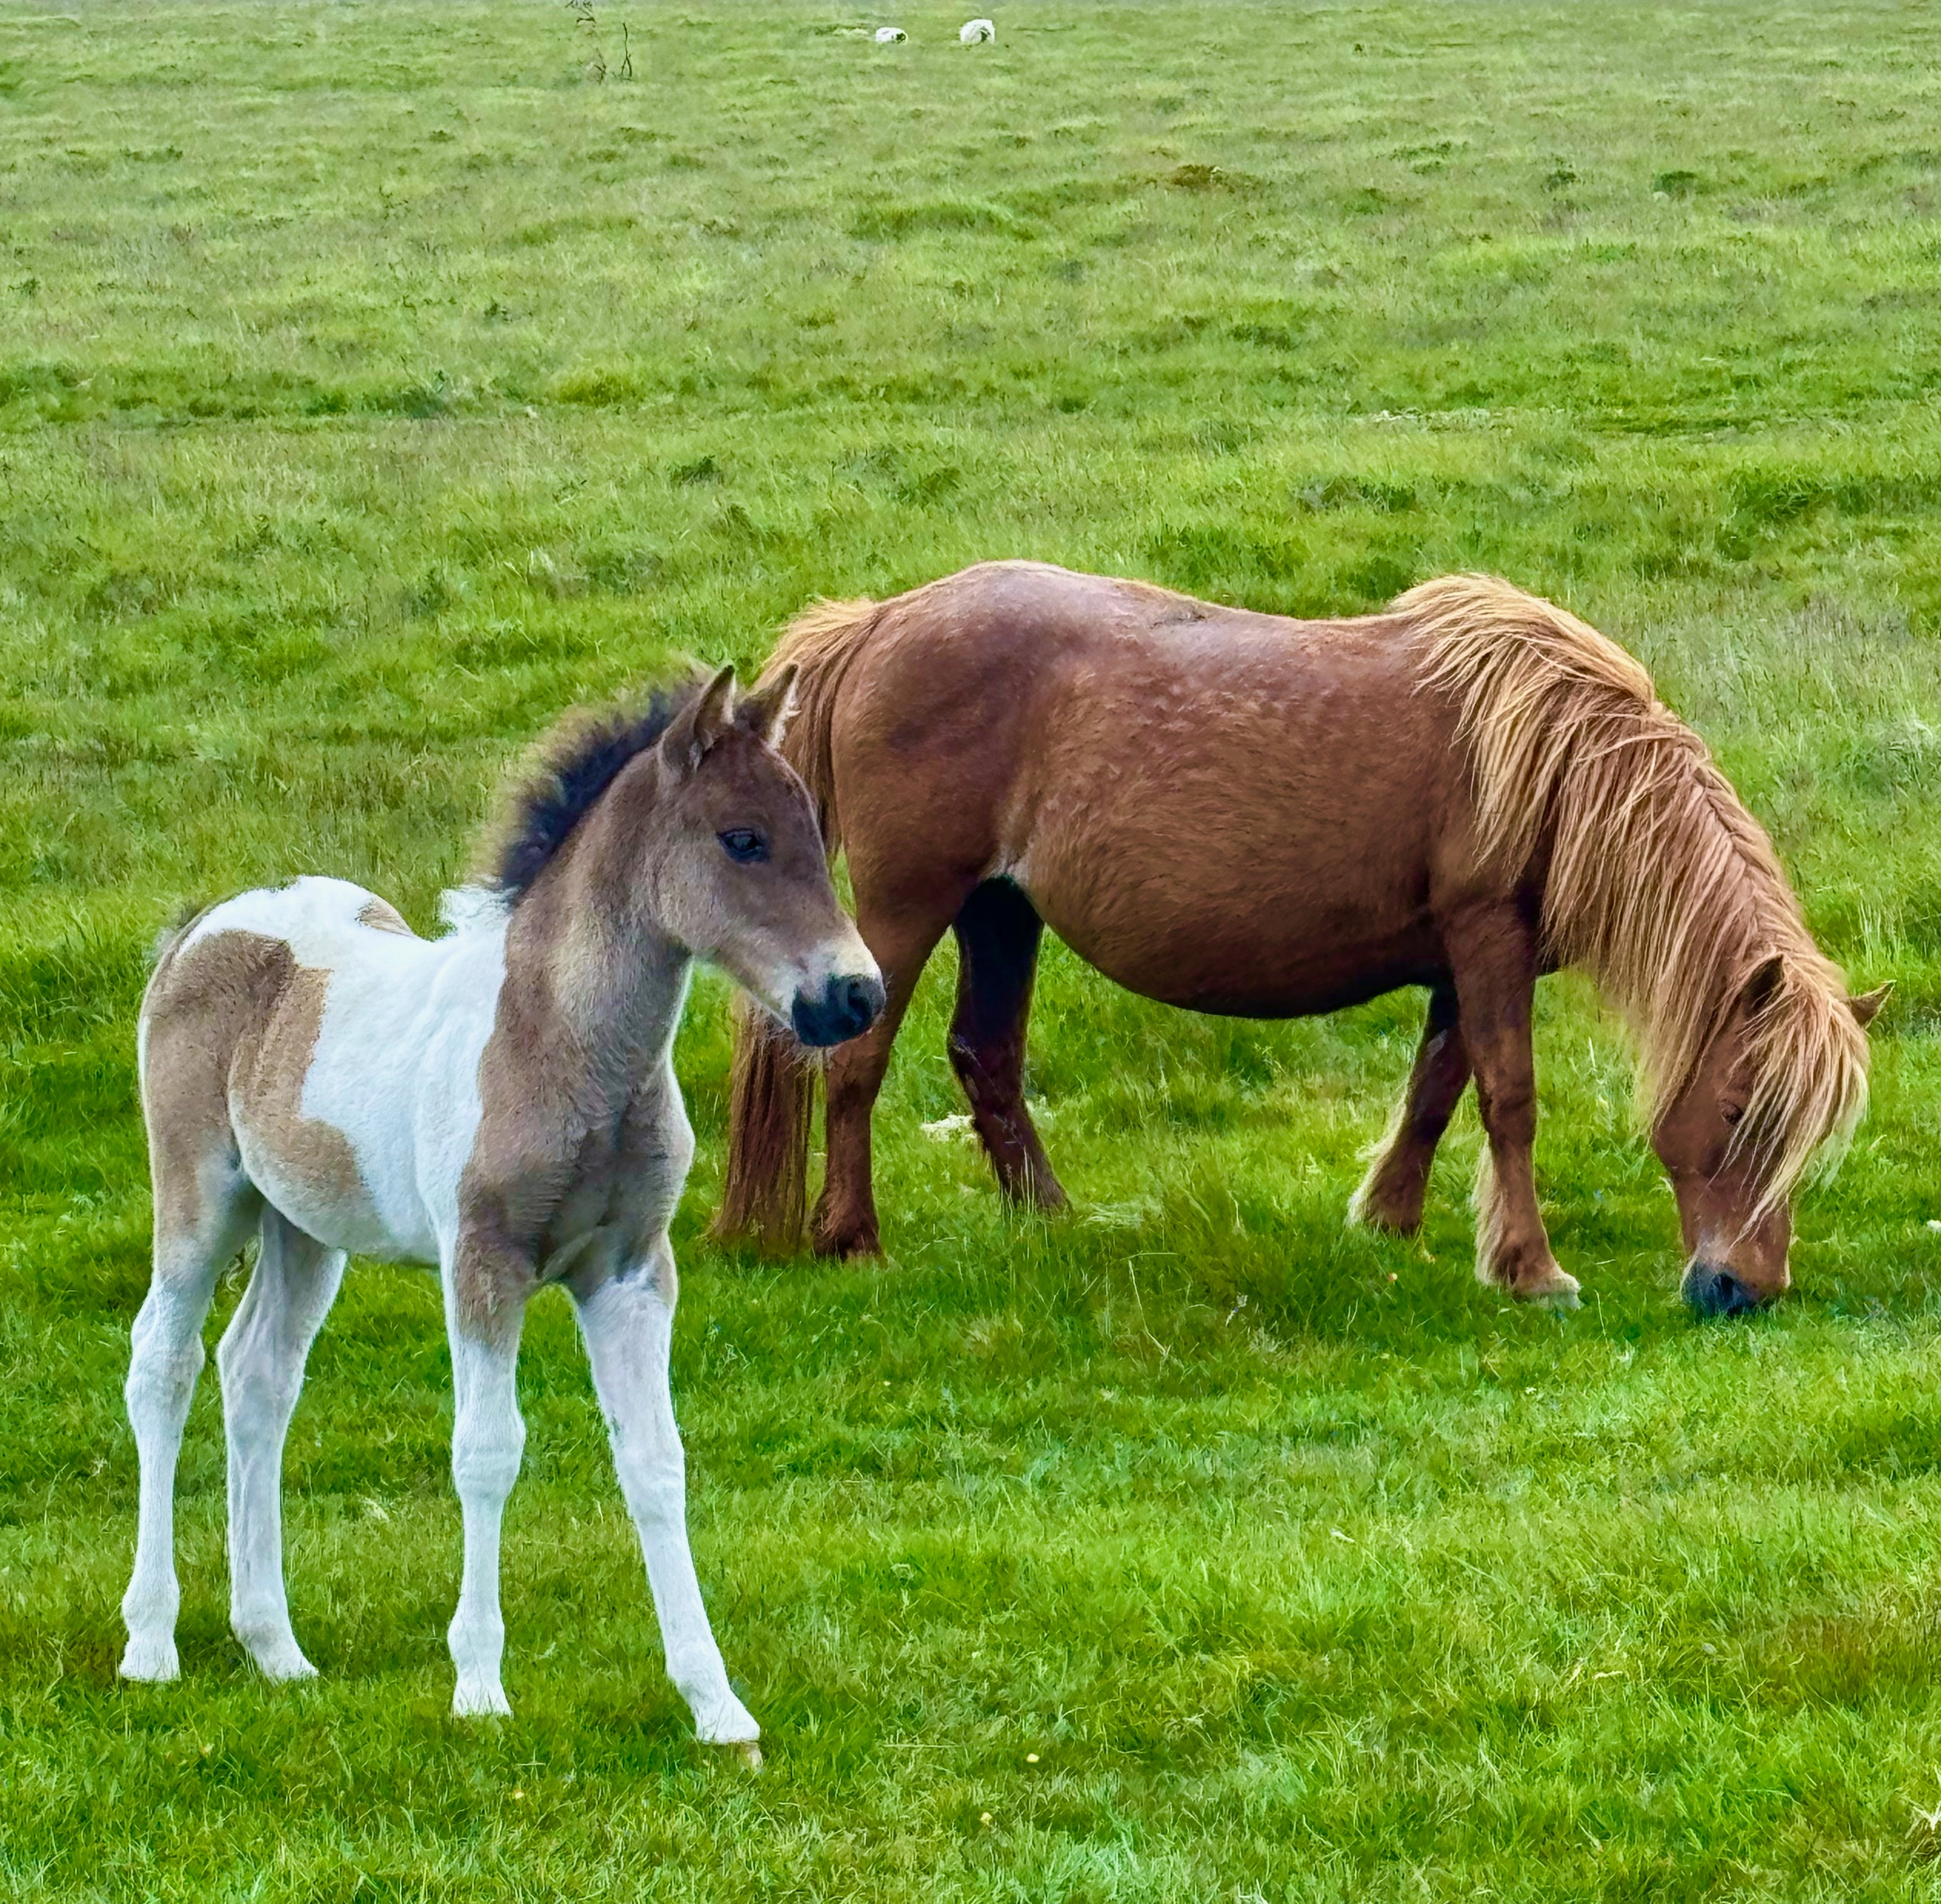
left=734, top=664, right=798, bottom=747
left=660, top=664, right=738, bottom=775
left=1849, top=982, right=1892, bottom=1028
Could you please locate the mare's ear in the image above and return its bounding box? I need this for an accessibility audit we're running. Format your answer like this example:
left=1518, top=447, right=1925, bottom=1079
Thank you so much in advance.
left=1849, top=982, right=1892, bottom=1028
left=734, top=664, right=798, bottom=748
left=1742, top=953, right=1786, bottom=1016
left=659, top=664, right=738, bottom=776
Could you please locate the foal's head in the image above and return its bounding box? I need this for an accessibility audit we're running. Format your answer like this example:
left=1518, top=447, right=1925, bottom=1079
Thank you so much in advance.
left=495, top=665, right=883, bottom=1048
left=636, top=665, right=884, bottom=1047
left=1650, top=956, right=1887, bottom=1317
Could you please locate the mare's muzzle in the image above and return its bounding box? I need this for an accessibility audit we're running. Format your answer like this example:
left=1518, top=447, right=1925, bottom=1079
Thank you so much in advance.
left=791, top=972, right=885, bottom=1049
left=1680, top=1260, right=1768, bottom=1320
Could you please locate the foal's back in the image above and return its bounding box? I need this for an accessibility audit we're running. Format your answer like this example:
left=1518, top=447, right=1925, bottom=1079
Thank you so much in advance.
left=142, top=877, right=503, bottom=1269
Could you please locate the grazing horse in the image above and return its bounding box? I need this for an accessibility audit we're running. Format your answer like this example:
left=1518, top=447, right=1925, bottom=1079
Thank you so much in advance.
left=122, top=666, right=883, bottom=1754
left=714, top=562, right=1887, bottom=1315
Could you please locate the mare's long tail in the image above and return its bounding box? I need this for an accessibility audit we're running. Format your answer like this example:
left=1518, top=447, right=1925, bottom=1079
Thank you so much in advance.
left=712, top=596, right=884, bottom=1251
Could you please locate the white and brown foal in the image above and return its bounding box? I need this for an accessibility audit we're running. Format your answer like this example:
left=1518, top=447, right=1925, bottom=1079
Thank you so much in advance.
left=121, top=665, right=882, bottom=1756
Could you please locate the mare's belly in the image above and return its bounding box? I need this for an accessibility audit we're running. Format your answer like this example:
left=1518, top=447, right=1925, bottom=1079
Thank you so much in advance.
left=1017, top=794, right=1444, bottom=1017
left=1030, top=882, right=1440, bottom=1017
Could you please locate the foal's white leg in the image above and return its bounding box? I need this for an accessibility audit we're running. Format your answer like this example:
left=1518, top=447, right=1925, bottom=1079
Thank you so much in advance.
left=444, top=1278, right=527, bottom=1718
left=217, top=1209, right=346, bottom=1681
left=121, top=1202, right=253, bottom=1681
left=574, top=1245, right=758, bottom=1754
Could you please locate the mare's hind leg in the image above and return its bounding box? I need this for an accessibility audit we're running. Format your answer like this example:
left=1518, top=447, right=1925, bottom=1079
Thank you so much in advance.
left=1444, top=906, right=1579, bottom=1308
left=122, top=1166, right=257, bottom=1681
left=217, top=1208, right=347, bottom=1681
left=812, top=888, right=967, bottom=1258
left=1349, top=982, right=1470, bottom=1234
left=948, top=880, right=1065, bottom=1210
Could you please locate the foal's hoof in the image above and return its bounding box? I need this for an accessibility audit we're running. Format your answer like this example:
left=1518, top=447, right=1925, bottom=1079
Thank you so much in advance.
left=119, top=1635, right=180, bottom=1683
left=452, top=1678, right=512, bottom=1718
left=714, top=1739, right=764, bottom=1772
left=244, top=1639, right=318, bottom=1683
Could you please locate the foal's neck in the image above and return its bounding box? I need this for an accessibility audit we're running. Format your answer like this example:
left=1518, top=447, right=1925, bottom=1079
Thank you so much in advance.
left=504, top=770, right=689, bottom=1089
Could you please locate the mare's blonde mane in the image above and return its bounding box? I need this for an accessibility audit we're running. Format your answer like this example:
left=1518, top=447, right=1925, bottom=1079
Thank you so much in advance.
left=1399, top=573, right=1868, bottom=1213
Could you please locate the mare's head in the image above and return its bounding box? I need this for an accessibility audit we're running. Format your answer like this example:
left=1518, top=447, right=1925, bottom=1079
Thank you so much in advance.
left=645, top=664, right=883, bottom=1046
left=492, top=666, right=883, bottom=1048
left=1650, top=955, right=1888, bottom=1317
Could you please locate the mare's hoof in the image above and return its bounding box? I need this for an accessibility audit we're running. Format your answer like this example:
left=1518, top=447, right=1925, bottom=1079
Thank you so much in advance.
left=811, top=1224, right=883, bottom=1261
left=1483, top=1254, right=1582, bottom=1310
left=1344, top=1178, right=1424, bottom=1236
left=1349, top=1202, right=1420, bottom=1238
left=119, top=1636, right=180, bottom=1682
left=1516, top=1267, right=1582, bottom=1310
left=716, top=1739, right=763, bottom=1771
left=1012, top=1170, right=1068, bottom=1213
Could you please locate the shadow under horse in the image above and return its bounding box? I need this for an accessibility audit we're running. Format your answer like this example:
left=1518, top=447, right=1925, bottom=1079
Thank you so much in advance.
left=715, top=562, right=1887, bottom=1317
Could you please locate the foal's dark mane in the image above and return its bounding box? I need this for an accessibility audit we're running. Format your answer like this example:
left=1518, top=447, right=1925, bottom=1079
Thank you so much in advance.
left=483, top=677, right=703, bottom=904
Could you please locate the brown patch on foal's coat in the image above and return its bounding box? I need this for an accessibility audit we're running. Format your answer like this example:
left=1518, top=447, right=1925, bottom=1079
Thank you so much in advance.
left=231, top=959, right=371, bottom=1216
left=142, top=929, right=370, bottom=1245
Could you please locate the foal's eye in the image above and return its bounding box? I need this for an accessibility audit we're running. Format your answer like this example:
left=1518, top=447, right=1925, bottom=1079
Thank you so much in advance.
left=1721, top=1102, right=1746, bottom=1127
left=718, top=828, right=768, bottom=865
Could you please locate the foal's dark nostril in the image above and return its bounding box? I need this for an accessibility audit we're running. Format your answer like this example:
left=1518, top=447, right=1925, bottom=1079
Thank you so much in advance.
left=843, top=973, right=886, bottom=1034
left=790, top=973, right=884, bottom=1048
left=1682, top=1262, right=1762, bottom=1319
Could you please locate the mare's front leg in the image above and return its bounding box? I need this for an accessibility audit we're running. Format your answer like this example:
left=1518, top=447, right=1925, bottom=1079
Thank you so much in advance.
left=813, top=887, right=965, bottom=1258
left=442, top=1240, right=532, bottom=1717
left=571, top=1242, right=758, bottom=1758
left=1444, top=906, right=1579, bottom=1308
left=1349, top=982, right=1471, bottom=1234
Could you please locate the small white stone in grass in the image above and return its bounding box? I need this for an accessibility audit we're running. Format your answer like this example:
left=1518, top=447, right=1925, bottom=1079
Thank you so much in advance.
left=960, top=17, right=995, bottom=43
left=1926, top=1218, right=1941, bottom=1232
left=874, top=26, right=906, bottom=42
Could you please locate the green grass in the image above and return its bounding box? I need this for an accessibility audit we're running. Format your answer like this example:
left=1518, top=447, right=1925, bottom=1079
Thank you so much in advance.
left=9, top=0, right=1941, bottom=1894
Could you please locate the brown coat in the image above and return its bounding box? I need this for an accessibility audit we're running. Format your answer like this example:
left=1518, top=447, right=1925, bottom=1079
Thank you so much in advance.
left=718, top=562, right=1885, bottom=1318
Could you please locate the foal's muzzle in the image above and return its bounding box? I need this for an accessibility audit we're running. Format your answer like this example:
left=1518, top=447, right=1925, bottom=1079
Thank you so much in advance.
left=1681, top=1260, right=1768, bottom=1319
left=791, top=972, right=885, bottom=1049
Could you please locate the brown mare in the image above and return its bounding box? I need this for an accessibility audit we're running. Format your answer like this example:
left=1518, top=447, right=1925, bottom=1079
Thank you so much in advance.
left=714, top=562, right=1886, bottom=1316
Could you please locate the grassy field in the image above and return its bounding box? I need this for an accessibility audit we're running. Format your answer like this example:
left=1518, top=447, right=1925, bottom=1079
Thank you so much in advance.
left=10, top=0, right=1941, bottom=1895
